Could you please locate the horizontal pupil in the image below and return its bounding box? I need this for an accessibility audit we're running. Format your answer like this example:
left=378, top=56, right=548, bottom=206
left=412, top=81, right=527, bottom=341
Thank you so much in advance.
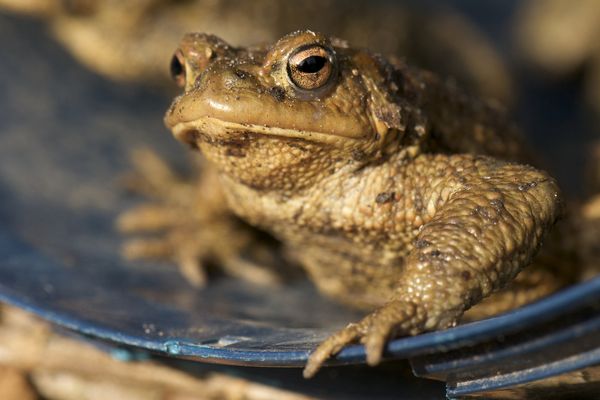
left=297, top=56, right=326, bottom=73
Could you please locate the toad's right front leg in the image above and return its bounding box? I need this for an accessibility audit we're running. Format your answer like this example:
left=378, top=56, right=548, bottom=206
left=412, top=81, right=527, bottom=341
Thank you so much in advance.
left=117, top=148, right=283, bottom=287
left=304, top=155, right=562, bottom=378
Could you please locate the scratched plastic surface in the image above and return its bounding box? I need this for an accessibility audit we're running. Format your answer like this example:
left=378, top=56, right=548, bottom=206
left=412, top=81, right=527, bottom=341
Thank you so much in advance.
left=1, top=8, right=600, bottom=398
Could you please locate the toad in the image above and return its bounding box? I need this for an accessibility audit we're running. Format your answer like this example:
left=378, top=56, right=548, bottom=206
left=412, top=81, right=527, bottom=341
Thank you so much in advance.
left=120, top=31, right=565, bottom=377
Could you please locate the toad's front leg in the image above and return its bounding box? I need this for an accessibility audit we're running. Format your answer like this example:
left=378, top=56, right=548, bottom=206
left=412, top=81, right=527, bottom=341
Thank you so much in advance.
left=304, top=156, right=562, bottom=378
left=118, top=149, right=284, bottom=287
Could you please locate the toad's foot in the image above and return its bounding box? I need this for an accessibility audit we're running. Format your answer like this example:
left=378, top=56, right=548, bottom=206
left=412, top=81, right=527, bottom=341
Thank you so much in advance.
left=119, top=204, right=262, bottom=286
left=303, top=300, right=428, bottom=378
left=117, top=148, right=283, bottom=287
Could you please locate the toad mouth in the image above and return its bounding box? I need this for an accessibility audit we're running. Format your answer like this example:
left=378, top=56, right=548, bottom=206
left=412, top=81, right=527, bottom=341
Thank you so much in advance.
left=170, top=116, right=364, bottom=147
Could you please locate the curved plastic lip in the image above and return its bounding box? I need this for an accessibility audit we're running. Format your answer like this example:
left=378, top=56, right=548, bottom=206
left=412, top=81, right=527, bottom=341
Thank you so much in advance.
left=1, top=226, right=598, bottom=368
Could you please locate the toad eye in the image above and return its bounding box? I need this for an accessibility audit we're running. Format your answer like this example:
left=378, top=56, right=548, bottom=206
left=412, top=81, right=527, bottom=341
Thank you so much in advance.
left=287, top=45, right=336, bottom=91
left=170, top=51, right=186, bottom=88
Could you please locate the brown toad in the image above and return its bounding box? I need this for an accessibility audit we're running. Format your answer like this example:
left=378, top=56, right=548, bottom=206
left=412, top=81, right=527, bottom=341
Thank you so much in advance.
left=121, top=31, right=565, bottom=377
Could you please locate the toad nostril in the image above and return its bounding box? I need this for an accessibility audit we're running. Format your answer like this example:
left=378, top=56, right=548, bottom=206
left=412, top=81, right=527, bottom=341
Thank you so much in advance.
left=170, top=53, right=186, bottom=87
left=180, top=130, right=201, bottom=150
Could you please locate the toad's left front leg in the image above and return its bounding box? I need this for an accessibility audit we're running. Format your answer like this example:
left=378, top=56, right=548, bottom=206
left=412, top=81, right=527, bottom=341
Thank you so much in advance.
left=304, top=158, right=562, bottom=378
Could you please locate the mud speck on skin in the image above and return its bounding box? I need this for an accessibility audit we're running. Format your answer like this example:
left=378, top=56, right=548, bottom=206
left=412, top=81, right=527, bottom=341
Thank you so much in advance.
left=375, top=191, right=396, bottom=204
left=518, top=181, right=538, bottom=192
left=414, top=239, right=431, bottom=249
left=461, top=270, right=472, bottom=281
left=234, top=69, right=248, bottom=79
left=269, top=86, right=286, bottom=102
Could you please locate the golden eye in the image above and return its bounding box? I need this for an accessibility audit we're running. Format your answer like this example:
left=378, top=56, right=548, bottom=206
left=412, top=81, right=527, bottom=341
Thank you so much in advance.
left=287, top=45, right=335, bottom=91
left=170, top=50, right=186, bottom=88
